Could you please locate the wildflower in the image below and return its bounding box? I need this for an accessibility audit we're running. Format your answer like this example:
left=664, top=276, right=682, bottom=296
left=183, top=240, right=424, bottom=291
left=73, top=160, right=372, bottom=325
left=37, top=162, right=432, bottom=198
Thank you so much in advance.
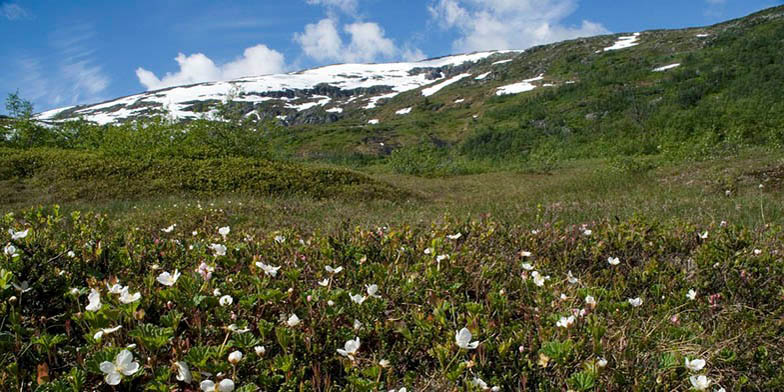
left=436, top=254, right=450, bottom=262
left=67, top=250, right=76, bottom=258
left=628, top=297, right=643, bottom=307
left=8, top=229, right=29, bottom=240
left=687, top=289, right=697, bottom=301
left=274, top=235, right=286, bottom=243
left=583, top=229, right=592, bottom=236
left=99, top=350, right=140, bottom=385
left=69, top=287, right=80, bottom=296
left=287, top=314, right=301, bottom=327
left=337, top=337, right=360, bottom=360
left=162, top=224, right=176, bottom=233
left=522, top=263, right=534, bottom=271
left=175, top=361, right=192, bottom=383
left=86, top=289, right=102, bottom=312
left=325, top=265, right=343, bottom=274
left=520, top=251, right=532, bottom=257
left=366, top=284, right=380, bottom=298
left=689, top=375, right=711, bottom=391
left=317, top=279, right=329, bottom=287
left=556, top=315, right=575, bottom=329
left=350, top=293, right=367, bottom=304
left=219, top=295, right=233, bottom=306
left=156, top=270, right=181, bottom=286
left=424, top=247, right=433, bottom=255
left=218, top=226, right=230, bottom=239
left=213, top=288, right=222, bottom=296
left=353, top=319, right=362, bottom=330
left=197, top=262, right=214, bottom=281
left=531, top=271, right=549, bottom=287
left=753, top=249, right=762, bottom=255
left=107, top=282, right=124, bottom=294
left=4, top=244, right=18, bottom=258
left=567, top=271, right=579, bottom=284
left=255, top=262, right=281, bottom=277
left=597, top=357, right=608, bottom=368
left=119, top=287, right=141, bottom=304
left=200, top=379, right=235, bottom=392
left=327, top=300, right=335, bottom=306
left=473, top=377, right=489, bottom=390
left=93, top=325, right=122, bottom=340
left=455, top=327, right=479, bottom=350
left=192, top=231, right=198, bottom=236
left=699, top=231, right=709, bottom=239
left=210, top=244, right=227, bottom=257
left=447, top=233, right=462, bottom=240
left=228, top=350, right=243, bottom=364
left=685, top=358, right=706, bottom=372
left=254, top=346, right=266, bottom=355
left=379, top=359, right=390, bottom=368
left=12, top=281, right=31, bottom=293
left=227, top=324, right=250, bottom=333
left=608, top=257, right=620, bottom=266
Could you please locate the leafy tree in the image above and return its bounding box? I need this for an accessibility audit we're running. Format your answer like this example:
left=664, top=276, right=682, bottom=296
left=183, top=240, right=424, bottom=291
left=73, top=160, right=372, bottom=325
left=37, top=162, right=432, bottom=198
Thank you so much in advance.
left=5, top=90, right=34, bottom=119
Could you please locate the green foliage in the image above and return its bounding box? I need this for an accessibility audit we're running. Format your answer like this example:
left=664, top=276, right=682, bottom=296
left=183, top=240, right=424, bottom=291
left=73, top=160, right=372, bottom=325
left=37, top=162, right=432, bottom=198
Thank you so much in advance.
left=5, top=90, right=33, bottom=119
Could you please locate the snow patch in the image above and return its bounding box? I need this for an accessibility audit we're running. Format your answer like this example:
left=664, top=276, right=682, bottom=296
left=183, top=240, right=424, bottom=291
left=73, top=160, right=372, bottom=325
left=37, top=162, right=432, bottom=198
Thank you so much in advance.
left=696, top=33, right=710, bottom=38
left=421, top=73, right=472, bottom=97
left=326, top=107, right=343, bottom=113
left=395, top=107, right=412, bottom=115
left=475, top=72, right=491, bottom=80
left=367, top=119, right=379, bottom=125
left=492, top=59, right=513, bottom=66
left=496, top=75, right=544, bottom=96
left=454, top=98, right=465, bottom=103
left=603, top=33, right=641, bottom=51
left=653, top=63, right=681, bottom=72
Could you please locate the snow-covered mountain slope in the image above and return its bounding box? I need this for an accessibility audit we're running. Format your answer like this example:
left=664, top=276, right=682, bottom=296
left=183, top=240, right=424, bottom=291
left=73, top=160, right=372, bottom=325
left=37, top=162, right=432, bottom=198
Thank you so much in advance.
left=37, top=51, right=522, bottom=125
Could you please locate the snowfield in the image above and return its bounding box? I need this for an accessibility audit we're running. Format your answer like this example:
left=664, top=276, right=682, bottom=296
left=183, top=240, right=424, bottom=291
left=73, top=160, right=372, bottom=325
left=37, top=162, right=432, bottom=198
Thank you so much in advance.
left=496, top=75, right=544, bottom=96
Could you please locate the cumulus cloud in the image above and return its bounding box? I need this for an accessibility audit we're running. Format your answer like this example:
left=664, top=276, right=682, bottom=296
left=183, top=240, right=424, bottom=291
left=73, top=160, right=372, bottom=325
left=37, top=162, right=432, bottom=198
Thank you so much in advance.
left=428, top=0, right=608, bottom=52
left=294, top=18, right=425, bottom=64
left=1, top=2, right=30, bottom=20
left=135, top=44, right=286, bottom=91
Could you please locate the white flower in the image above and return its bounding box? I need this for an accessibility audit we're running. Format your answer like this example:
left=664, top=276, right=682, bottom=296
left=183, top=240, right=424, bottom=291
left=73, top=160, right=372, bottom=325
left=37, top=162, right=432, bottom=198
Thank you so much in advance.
left=228, top=350, right=243, bottom=364
left=521, top=251, right=532, bottom=257
left=522, top=262, right=534, bottom=271
left=4, top=244, right=18, bottom=257
left=700, top=231, right=709, bottom=239
left=424, top=247, right=433, bottom=255
left=325, top=265, right=343, bottom=274
left=107, top=282, right=124, bottom=294
left=12, top=281, right=31, bottom=293
left=219, top=295, right=233, bottom=306
left=227, top=324, right=250, bottom=333
left=379, top=359, right=390, bottom=368
left=209, top=243, right=227, bottom=257
left=608, top=257, right=620, bottom=266
left=175, top=361, right=192, bottom=383
left=201, top=379, right=235, bottom=392
left=350, top=293, right=367, bottom=304
left=197, top=262, right=214, bottom=281
left=531, top=271, right=549, bottom=287
left=67, top=250, right=76, bottom=258
left=8, top=229, right=29, bottom=240
left=317, top=279, right=329, bottom=287
left=686, top=289, right=697, bottom=301
left=99, top=350, right=140, bottom=385
left=689, top=375, right=711, bottom=391
left=218, top=226, right=230, bottom=239
left=192, top=231, right=198, bottom=236
left=597, top=357, right=607, bottom=368
left=556, top=315, right=575, bottom=329
left=447, top=233, right=462, bottom=240
left=567, top=270, right=579, bottom=284
left=256, top=262, right=280, bottom=277
left=389, top=388, right=407, bottom=392
left=436, top=254, right=449, bottom=262
left=583, top=229, right=592, bottom=236
left=287, top=314, right=301, bottom=327
left=156, top=270, right=181, bottom=286
left=455, top=327, right=479, bottom=350
left=353, top=319, right=362, bottom=330
left=473, top=377, right=489, bottom=390
left=685, top=358, right=706, bottom=372
left=327, top=300, right=335, bottom=306
left=161, top=224, right=176, bottom=233
left=93, top=325, right=122, bottom=340
left=254, top=346, right=266, bottom=355
left=628, top=297, right=643, bottom=307
left=86, top=289, right=102, bottom=312
left=337, top=337, right=360, bottom=359
left=274, top=235, right=286, bottom=243
left=585, top=295, right=597, bottom=309
left=69, top=287, right=80, bottom=296
left=119, top=287, right=141, bottom=304
left=366, top=284, right=380, bottom=298
left=213, top=288, right=222, bottom=296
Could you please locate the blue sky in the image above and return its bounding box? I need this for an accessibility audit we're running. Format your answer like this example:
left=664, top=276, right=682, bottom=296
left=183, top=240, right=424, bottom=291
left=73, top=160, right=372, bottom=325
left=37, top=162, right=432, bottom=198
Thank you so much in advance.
left=1, top=0, right=781, bottom=114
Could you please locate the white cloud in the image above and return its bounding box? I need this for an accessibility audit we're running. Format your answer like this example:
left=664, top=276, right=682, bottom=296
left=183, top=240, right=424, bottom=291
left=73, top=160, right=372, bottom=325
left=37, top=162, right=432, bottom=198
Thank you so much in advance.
left=705, top=0, right=726, bottom=4
left=294, top=18, right=425, bottom=63
left=1, top=2, right=30, bottom=20
left=429, top=0, right=608, bottom=52
left=135, top=44, right=287, bottom=91
left=306, top=0, right=358, bottom=14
